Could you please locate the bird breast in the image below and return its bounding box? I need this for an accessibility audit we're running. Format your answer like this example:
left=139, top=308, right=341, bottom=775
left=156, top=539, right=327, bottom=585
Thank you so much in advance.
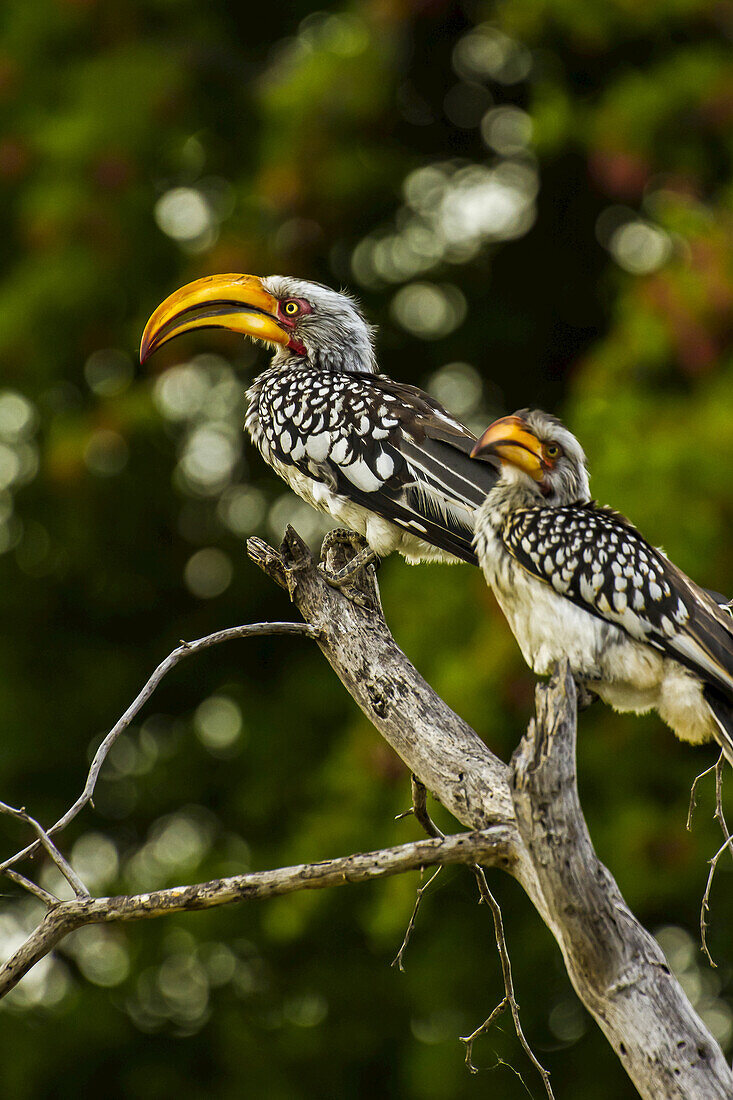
left=475, top=520, right=641, bottom=677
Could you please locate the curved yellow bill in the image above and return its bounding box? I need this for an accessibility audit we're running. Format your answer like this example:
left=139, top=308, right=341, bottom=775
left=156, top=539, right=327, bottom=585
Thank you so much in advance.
left=471, top=415, right=545, bottom=481
left=140, top=273, right=289, bottom=362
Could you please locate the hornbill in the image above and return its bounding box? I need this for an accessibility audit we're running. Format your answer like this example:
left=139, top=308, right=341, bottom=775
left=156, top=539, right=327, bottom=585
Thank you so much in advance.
left=141, top=274, right=498, bottom=582
left=470, top=409, right=733, bottom=765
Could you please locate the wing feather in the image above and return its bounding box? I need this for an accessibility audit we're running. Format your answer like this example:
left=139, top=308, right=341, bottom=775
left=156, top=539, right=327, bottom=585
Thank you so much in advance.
left=501, top=503, right=733, bottom=694
left=255, top=367, right=498, bottom=564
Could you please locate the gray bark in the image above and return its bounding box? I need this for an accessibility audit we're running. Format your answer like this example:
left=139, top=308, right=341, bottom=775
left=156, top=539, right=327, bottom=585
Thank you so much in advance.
left=246, top=526, right=733, bottom=1100
left=0, top=830, right=509, bottom=997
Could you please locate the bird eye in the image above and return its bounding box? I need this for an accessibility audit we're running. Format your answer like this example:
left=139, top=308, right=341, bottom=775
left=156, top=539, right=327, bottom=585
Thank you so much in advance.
left=283, top=300, right=300, bottom=316
left=544, top=443, right=562, bottom=460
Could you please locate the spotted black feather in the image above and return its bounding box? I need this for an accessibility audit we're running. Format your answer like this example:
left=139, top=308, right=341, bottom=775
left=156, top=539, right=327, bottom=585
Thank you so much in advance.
left=500, top=501, right=733, bottom=692
left=247, top=365, right=498, bottom=564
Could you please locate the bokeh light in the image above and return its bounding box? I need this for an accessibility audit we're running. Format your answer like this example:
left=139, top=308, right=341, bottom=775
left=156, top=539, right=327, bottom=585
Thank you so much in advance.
left=609, top=220, right=673, bottom=275
left=390, top=283, right=467, bottom=340
left=155, top=188, right=216, bottom=251
left=84, top=349, right=134, bottom=397
left=452, top=24, right=532, bottom=84
left=0, top=2, right=731, bottom=1096
left=0, top=393, right=36, bottom=441
left=184, top=547, right=233, bottom=598
left=194, top=694, right=244, bottom=754
left=70, top=832, right=120, bottom=893
left=84, top=429, right=129, bottom=476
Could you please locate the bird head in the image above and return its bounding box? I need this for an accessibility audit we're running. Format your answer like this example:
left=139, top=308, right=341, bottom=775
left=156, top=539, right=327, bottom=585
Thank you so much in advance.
left=140, top=274, right=377, bottom=374
left=471, top=409, right=590, bottom=505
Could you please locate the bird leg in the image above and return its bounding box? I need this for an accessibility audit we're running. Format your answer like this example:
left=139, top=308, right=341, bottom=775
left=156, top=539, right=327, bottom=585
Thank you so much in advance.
left=575, top=682, right=598, bottom=711
left=318, top=529, right=378, bottom=588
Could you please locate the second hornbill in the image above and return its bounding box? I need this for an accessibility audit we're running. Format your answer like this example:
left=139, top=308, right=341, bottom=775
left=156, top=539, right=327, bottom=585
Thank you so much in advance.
left=470, top=409, right=733, bottom=765
left=141, top=274, right=498, bottom=582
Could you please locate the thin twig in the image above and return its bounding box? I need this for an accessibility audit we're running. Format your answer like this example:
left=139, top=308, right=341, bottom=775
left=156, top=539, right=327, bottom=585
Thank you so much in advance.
left=460, top=996, right=509, bottom=1072
left=0, top=622, right=317, bottom=876
left=472, top=867, right=555, bottom=1099
left=398, top=777, right=553, bottom=1095
left=699, top=753, right=733, bottom=967
left=0, top=802, right=88, bottom=897
left=392, top=775, right=446, bottom=971
left=395, top=775, right=444, bottom=840
left=391, top=866, right=443, bottom=973
left=0, top=829, right=512, bottom=998
left=700, top=836, right=730, bottom=968
left=3, top=870, right=57, bottom=907
left=409, top=775, right=444, bottom=840
left=687, top=760, right=718, bottom=830
left=713, top=753, right=732, bottom=855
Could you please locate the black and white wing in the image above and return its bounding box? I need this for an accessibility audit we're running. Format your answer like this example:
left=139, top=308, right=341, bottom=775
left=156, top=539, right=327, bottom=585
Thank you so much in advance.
left=255, top=368, right=499, bottom=564
left=501, top=503, right=733, bottom=696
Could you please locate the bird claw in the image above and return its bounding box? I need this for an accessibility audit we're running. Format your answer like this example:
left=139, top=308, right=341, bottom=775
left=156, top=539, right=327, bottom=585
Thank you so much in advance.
left=319, top=546, right=377, bottom=587
left=322, top=527, right=364, bottom=548
left=575, top=683, right=598, bottom=711
left=317, top=564, right=374, bottom=609
left=317, top=530, right=378, bottom=608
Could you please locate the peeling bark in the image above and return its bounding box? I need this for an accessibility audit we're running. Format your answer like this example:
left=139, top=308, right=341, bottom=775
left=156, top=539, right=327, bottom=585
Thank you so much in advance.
left=245, top=528, right=733, bottom=1100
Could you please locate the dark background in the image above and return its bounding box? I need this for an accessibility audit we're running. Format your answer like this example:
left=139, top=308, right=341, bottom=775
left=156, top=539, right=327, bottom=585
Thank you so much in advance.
left=0, top=1, right=731, bottom=1096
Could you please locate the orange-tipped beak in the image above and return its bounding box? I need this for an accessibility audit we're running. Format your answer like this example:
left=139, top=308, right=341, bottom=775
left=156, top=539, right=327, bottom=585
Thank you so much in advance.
left=140, top=273, right=290, bottom=363
left=471, top=415, right=545, bottom=482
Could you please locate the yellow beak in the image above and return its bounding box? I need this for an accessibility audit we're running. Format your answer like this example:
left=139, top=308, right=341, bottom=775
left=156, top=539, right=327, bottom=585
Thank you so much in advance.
left=140, top=273, right=291, bottom=362
left=471, top=415, right=545, bottom=482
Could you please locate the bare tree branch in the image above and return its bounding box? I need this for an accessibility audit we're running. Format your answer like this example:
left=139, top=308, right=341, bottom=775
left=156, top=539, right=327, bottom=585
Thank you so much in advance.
left=3, top=870, right=57, bottom=907
left=0, top=621, right=317, bottom=875
left=470, top=865, right=554, bottom=1098
left=687, top=759, right=718, bottom=830
left=0, top=829, right=511, bottom=998
left=2, top=526, right=731, bottom=1099
left=244, top=528, right=733, bottom=1100
left=686, top=751, right=733, bottom=967
left=396, top=773, right=554, bottom=1095
left=700, top=754, right=733, bottom=967
left=391, top=778, right=446, bottom=972
left=395, top=775, right=444, bottom=840
left=391, top=865, right=442, bottom=974
left=460, top=997, right=509, bottom=1074
left=247, top=529, right=517, bottom=834
left=0, top=801, right=89, bottom=896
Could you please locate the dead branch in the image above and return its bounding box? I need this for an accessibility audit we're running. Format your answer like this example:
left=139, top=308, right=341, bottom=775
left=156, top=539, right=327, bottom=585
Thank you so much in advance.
left=0, top=801, right=89, bottom=896
left=700, top=754, right=733, bottom=967
left=0, top=621, right=317, bottom=875
left=469, top=865, right=554, bottom=1098
left=243, top=527, right=733, bottom=1100
left=390, top=865, right=442, bottom=974
left=397, top=770, right=553, bottom=1093
left=0, top=829, right=510, bottom=998
left=0, top=527, right=730, bottom=1099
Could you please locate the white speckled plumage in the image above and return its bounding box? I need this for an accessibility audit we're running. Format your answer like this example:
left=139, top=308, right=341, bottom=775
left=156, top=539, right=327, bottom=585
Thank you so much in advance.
left=473, top=409, right=733, bottom=764
left=240, top=277, right=498, bottom=565
left=141, top=271, right=498, bottom=564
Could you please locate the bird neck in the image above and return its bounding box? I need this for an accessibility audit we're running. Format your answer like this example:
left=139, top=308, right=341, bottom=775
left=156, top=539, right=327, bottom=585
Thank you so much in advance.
left=270, top=344, right=377, bottom=375
left=483, top=475, right=545, bottom=527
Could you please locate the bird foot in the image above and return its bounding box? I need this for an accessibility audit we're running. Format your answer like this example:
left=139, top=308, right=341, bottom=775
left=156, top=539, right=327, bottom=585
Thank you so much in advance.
left=318, top=530, right=378, bottom=606
left=319, top=545, right=378, bottom=587
left=575, top=682, right=598, bottom=711
left=323, top=527, right=364, bottom=548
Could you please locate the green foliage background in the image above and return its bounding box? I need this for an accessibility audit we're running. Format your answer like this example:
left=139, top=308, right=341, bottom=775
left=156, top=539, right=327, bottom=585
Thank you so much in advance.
left=0, top=1, right=731, bottom=1096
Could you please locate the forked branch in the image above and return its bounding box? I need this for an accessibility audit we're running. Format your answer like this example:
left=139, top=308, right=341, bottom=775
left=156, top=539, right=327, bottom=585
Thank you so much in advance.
left=0, top=830, right=510, bottom=998
left=244, top=528, right=732, bottom=1100
left=0, top=528, right=730, bottom=1100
